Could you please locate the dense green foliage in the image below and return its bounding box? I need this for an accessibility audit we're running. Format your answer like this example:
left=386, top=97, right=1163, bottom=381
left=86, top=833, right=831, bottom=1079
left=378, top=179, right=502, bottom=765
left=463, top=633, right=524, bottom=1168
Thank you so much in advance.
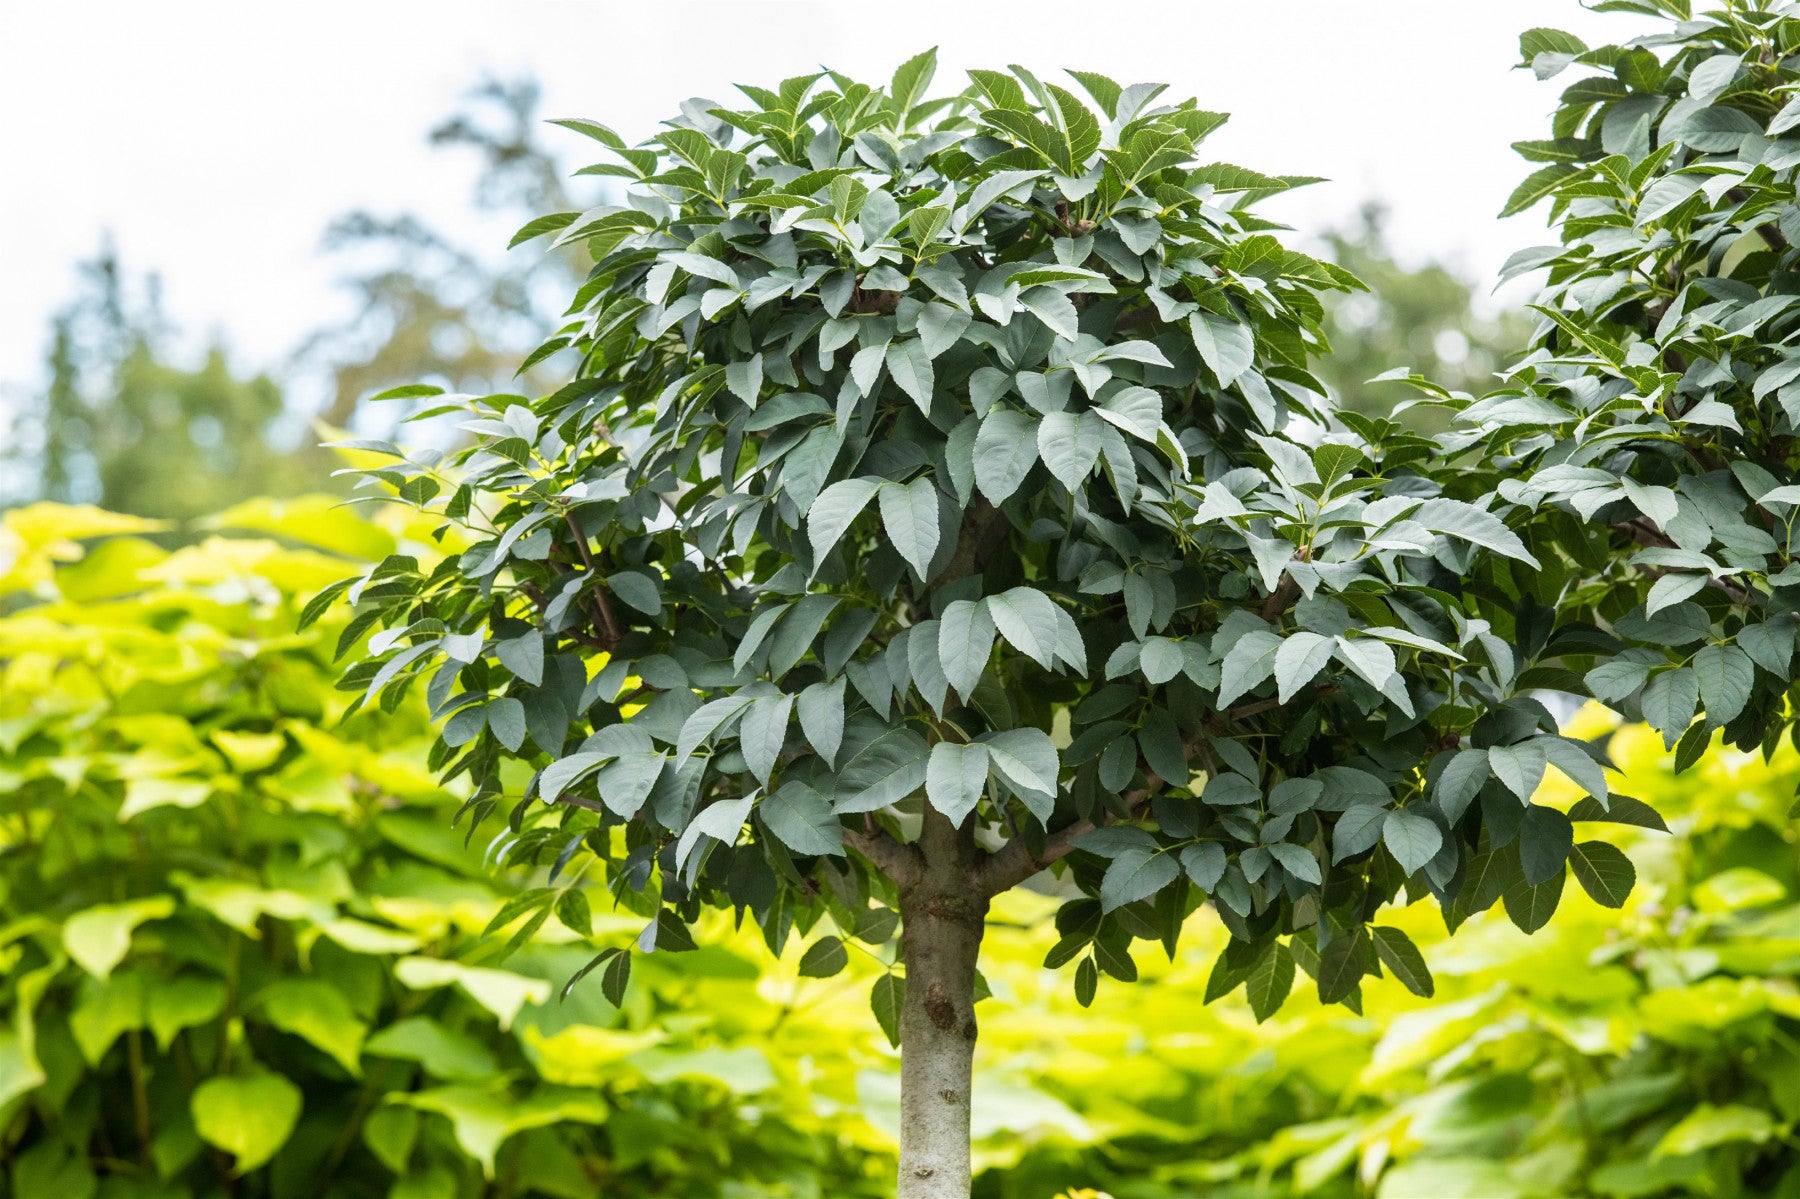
left=326, top=54, right=1656, bottom=1061
left=7, top=503, right=1800, bottom=1197
left=1462, top=0, right=1800, bottom=761
left=0, top=504, right=889, bottom=1198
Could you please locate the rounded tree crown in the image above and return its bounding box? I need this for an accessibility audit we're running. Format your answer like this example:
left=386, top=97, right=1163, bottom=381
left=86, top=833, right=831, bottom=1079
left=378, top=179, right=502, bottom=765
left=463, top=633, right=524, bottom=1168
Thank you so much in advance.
left=331, top=55, right=1632, bottom=1019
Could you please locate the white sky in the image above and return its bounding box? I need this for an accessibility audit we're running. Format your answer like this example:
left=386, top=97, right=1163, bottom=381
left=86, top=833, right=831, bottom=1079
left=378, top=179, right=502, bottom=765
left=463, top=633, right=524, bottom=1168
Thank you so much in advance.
left=0, top=1, right=1640, bottom=415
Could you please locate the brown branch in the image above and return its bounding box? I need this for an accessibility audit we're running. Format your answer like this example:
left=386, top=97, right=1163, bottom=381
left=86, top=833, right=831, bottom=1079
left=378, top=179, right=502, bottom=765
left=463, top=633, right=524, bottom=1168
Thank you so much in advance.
left=1611, top=518, right=1752, bottom=604
left=1259, top=547, right=1312, bottom=622
left=976, top=732, right=1206, bottom=897
left=1224, top=686, right=1339, bottom=723
left=940, top=497, right=1012, bottom=586
left=563, top=513, right=622, bottom=648
left=844, top=816, right=922, bottom=889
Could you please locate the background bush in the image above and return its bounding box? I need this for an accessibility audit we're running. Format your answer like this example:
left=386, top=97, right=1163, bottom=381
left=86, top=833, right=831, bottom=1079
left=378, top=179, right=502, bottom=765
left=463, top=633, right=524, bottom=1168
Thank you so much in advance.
left=0, top=502, right=889, bottom=1199
left=4, top=501, right=1800, bottom=1196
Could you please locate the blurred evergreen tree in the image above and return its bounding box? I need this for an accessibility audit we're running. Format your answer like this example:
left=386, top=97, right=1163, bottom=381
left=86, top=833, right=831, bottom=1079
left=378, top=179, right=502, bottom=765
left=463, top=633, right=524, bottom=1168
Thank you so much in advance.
left=7, top=241, right=327, bottom=521
left=298, top=77, right=590, bottom=428
left=1314, top=204, right=1532, bottom=420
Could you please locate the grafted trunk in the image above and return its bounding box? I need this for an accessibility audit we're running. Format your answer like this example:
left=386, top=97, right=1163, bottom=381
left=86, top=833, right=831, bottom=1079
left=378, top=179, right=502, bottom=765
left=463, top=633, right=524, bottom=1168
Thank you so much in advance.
left=896, top=809, right=988, bottom=1199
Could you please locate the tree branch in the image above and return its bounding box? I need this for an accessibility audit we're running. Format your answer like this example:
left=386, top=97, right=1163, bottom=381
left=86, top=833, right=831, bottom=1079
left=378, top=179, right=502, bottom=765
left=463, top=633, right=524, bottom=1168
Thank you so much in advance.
left=1259, top=547, right=1312, bottom=622
left=563, top=512, right=623, bottom=648
left=976, top=733, right=1204, bottom=897
left=940, top=497, right=1012, bottom=586
left=845, top=816, right=922, bottom=890
left=1611, top=518, right=1752, bottom=603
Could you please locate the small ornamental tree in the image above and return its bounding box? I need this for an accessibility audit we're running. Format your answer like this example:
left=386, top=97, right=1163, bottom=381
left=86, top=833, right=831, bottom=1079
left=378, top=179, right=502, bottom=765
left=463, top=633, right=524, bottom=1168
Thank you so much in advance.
left=319, top=50, right=1770, bottom=1197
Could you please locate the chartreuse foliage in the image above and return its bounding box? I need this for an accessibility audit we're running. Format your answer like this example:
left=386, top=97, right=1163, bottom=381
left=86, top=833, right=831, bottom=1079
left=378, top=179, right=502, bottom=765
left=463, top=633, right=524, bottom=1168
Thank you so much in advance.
left=0, top=503, right=890, bottom=1198
left=975, top=710, right=1800, bottom=1199
left=327, top=49, right=1644, bottom=1053
left=1457, top=0, right=1800, bottom=766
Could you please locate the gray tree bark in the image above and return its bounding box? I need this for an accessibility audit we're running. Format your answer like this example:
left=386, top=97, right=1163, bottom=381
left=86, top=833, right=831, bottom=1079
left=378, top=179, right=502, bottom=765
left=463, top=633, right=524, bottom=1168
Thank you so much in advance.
left=895, top=808, right=989, bottom=1199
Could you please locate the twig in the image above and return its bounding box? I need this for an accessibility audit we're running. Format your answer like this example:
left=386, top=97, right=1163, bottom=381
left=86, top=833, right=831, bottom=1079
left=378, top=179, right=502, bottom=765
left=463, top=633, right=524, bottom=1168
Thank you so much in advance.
left=976, top=732, right=1204, bottom=896
left=563, top=513, right=622, bottom=648
left=1611, top=518, right=1752, bottom=603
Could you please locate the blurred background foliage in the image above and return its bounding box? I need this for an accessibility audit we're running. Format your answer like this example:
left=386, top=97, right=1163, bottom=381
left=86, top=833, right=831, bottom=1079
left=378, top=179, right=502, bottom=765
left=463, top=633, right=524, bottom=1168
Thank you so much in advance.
left=6, top=74, right=1789, bottom=1199
left=4, top=499, right=1800, bottom=1197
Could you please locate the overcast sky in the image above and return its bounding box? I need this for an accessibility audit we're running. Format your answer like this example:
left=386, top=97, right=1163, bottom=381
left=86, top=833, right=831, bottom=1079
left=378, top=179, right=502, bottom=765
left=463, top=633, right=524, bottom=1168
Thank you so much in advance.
left=0, top=1, right=1641, bottom=415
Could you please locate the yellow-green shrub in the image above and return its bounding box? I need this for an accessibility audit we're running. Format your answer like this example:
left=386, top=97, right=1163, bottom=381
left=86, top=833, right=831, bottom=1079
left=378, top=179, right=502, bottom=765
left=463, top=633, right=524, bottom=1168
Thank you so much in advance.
left=0, top=501, right=890, bottom=1199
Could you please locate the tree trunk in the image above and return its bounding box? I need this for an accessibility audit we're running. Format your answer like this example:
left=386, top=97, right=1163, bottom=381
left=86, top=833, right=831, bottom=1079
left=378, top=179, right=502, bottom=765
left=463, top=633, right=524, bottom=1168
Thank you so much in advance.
left=896, top=809, right=989, bottom=1199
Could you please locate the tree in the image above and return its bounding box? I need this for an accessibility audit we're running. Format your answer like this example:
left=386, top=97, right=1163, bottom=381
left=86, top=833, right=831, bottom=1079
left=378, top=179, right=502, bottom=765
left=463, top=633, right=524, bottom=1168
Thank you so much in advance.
left=1312, top=204, right=1531, bottom=422
left=298, top=78, right=591, bottom=430
left=323, top=37, right=1795, bottom=1197
left=4, top=242, right=328, bottom=520
left=1461, top=0, right=1800, bottom=765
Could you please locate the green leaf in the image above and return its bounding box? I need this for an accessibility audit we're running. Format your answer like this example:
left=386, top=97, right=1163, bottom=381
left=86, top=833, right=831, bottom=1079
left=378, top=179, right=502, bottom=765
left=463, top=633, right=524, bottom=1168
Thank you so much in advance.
left=509, top=211, right=579, bottom=249
left=1415, top=499, right=1539, bottom=565
left=796, top=677, right=847, bottom=767
left=917, top=303, right=971, bottom=358
left=1434, top=749, right=1490, bottom=822
left=1654, top=1103, right=1779, bottom=1158
left=1217, top=630, right=1281, bottom=708
left=738, top=694, right=794, bottom=786
left=982, top=728, right=1061, bottom=821
left=1382, top=809, right=1442, bottom=875
left=807, top=477, right=883, bottom=562
left=62, top=898, right=174, bottom=981
left=1189, top=312, right=1254, bottom=386
left=1641, top=668, right=1699, bottom=749
left=1074, top=957, right=1098, bottom=1007
left=835, top=728, right=930, bottom=813
left=1503, top=859, right=1565, bottom=933
left=1569, top=840, right=1636, bottom=908
left=1181, top=842, right=1226, bottom=891
left=1693, top=643, right=1753, bottom=725
left=1095, top=385, right=1162, bottom=441
left=1274, top=631, right=1333, bottom=703
left=191, top=1074, right=303, bottom=1173
left=878, top=477, right=941, bottom=578
left=1136, top=709, right=1189, bottom=787
left=364, top=1016, right=498, bottom=1082
left=986, top=587, right=1062, bottom=671
left=1499, top=163, right=1581, bottom=217
left=798, top=936, right=849, bottom=978
left=760, top=781, right=843, bottom=856
left=889, top=47, right=939, bottom=115
left=1316, top=923, right=1369, bottom=1005
left=487, top=698, right=527, bottom=752
left=926, top=742, right=990, bottom=824
left=1332, top=804, right=1388, bottom=862
left=1569, top=793, right=1668, bottom=831
left=256, top=979, right=367, bottom=1075
left=938, top=599, right=997, bottom=698
left=1520, top=804, right=1573, bottom=886
left=1139, top=637, right=1186, bottom=686
left=974, top=408, right=1040, bottom=502
left=1245, top=941, right=1295, bottom=1022
left=885, top=340, right=935, bottom=411
left=1100, top=847, right=1178, bottom=911
left=871, top=974, right=904, bottom=1047
left=1036, top=410, right=1103, bottom=491
left=606, top=571, right=662, bottom=617
left=1267, top=842, right=1321, bottom=885
left=1371, top=927, right=1434, bottom=998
